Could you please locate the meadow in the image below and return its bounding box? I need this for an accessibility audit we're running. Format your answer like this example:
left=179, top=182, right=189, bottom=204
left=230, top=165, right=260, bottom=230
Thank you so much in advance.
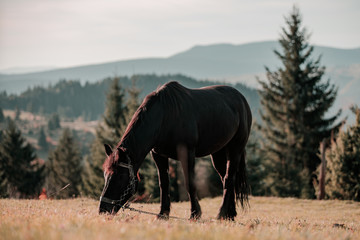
left=1, top=197, right=359, bottom=240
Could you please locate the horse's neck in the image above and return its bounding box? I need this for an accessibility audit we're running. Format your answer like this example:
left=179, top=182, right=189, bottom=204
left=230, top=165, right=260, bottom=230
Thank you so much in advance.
left=121, top=105, right=162, bottom=171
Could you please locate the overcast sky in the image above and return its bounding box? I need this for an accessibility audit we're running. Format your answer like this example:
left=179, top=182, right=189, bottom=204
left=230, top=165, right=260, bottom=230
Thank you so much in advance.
left=0, top=0, right=359, bottom=70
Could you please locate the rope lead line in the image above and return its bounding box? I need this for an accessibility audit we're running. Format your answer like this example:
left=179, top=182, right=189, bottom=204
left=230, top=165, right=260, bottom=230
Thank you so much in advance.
left=123, top=205, right=187, bottom=220
left=47, top=183, right=71, bottom=197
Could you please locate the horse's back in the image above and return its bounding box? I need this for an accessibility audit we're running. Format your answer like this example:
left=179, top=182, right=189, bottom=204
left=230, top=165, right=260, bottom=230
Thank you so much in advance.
left=190, top=85, right=252, bottom=156
left=154, top=82, right=252, bottom=157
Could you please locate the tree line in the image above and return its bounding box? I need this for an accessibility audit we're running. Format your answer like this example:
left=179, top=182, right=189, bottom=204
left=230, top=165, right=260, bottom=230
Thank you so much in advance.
left=0, top=6, right=359, bottom=201
left=0, top=74, right=260, bottom=121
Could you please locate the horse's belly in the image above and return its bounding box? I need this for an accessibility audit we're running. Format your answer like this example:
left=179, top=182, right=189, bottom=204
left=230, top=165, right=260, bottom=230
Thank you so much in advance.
left=154, top=127, right=236, bottom=159
left=154, top=109, right=240, bottom=159
left=194, top=132, right=235, bottom=157
left=194, top=116, right=239, bottom=156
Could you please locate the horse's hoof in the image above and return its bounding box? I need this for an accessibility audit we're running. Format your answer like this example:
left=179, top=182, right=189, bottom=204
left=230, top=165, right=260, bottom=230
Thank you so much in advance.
left=189, top=211, right=202, bottom=221
left=189, top=216, right=201, bottom=222
left=217, top=216, right=235, bottom=221
left=217, top=213, right=235, bottom=221
left=157, top=213, right=169, bottom=220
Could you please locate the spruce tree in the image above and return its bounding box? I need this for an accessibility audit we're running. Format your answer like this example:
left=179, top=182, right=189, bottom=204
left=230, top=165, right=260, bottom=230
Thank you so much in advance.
left=38, top=127, right=48, bottom=151
left=0, top=107, right=4, bottom=123
left=0, top=119, right=44, bottom=198
left=15, top=107, right=21, bottom=121
left=246, top=126, right=267, bottom=196
left=325, top=106, right=360, bottom=201
left=48, top=113, right=61, bottom=131
left=126, top=77, right=141, bottom=124
left=79, top=154, right=102, bottom=198
left=258, top=6, right=340, bottom=198
left=103, top=77, right=127, bottom=142
left=46, top=128, right=82, bottom=198
left=81, top=77, right=128, bottom=197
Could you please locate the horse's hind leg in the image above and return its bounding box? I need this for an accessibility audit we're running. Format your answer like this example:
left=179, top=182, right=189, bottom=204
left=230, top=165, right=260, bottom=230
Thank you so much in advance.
left=211, top=148, right=227, bottom=182
left=151, top=151, right=171, bottom=219
left=178, top=145, right=202, bottom=220
left=217, top=148, right=242, bottom=220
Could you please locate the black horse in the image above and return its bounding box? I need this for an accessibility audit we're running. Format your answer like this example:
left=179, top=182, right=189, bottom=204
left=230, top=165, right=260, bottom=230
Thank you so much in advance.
left=99, top=81, right=252, bottom=220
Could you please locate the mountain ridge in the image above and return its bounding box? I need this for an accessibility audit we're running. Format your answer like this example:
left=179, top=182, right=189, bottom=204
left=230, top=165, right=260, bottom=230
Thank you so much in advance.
left=1, top=41, right=359, bottom=112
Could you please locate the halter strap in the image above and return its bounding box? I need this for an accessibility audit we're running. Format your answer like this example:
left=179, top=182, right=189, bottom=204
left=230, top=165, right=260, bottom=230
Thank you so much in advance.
left=100, top=155, right=137, bottom=207
left=117, top=162, right=132, bottom=169
left=99, top=196, right=123, bottom=205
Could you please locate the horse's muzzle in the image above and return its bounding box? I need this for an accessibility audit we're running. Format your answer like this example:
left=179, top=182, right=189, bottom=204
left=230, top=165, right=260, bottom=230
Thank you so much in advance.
left=99, top=201, right=120, bottom=215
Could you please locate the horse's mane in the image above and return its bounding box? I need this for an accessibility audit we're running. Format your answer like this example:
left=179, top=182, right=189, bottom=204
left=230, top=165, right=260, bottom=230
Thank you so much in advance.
left=155, top=81, right=191, bottom=114
left=103, top=81, right=190, bottom=173
left=120, top=81, right=190, bottom=145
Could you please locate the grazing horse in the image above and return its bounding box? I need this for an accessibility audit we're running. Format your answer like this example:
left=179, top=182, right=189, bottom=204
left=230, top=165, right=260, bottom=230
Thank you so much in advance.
left=99, top=81, right=252, bottom=220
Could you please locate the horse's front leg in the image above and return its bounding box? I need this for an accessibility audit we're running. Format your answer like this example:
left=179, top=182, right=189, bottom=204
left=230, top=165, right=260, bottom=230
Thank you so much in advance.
left=178, top=145, right=202, bottom=220
left=151, top=151, right=171, bottom=219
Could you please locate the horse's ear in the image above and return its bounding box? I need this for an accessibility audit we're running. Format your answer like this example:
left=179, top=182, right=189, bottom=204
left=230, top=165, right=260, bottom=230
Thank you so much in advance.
left=104, top=144, right=113, bottom=156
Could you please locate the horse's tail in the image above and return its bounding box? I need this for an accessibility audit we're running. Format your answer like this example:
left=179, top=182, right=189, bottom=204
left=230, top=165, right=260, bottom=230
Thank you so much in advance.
left=235, top=149, right=250, bottom=209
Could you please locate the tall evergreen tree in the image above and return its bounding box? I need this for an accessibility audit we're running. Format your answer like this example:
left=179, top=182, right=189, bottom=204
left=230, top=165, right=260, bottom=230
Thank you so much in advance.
left=46, top=128, right=82, bottom=198
left=126, top=77, right=141, bottom=123
left=324, top=106, right=360, bottom=201
left=0, top=107, right=4, bottom=123
left=81, top=77, right=128, bottom=197
left=48, top=113, right=61, bottom=131
left=38, top=127, right=48, bottom=151
left=103, top=77, right=127, bottom=142
left=246, top=125, right=268, bottom=196
left=0, top=120, right=44, bottom=198
left=258, top=6, right=340, bottom=198
left=15, top=106, right=21, bottom=121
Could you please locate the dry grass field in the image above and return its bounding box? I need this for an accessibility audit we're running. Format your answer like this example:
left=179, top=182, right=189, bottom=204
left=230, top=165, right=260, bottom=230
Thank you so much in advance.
left=1, top=197, right=359, bottom=240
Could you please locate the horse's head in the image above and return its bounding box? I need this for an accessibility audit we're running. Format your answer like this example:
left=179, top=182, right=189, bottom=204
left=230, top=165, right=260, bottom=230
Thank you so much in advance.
left=99, top=144, right=137, bottom=215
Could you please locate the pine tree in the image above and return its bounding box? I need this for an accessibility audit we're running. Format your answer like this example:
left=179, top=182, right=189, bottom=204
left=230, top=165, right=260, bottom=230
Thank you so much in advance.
left=0, top=107, right=4, bottom=123
left=258, top=6, right=340, bottom=198
left=325, top=106, right=360, bottom=201
left=103, top=77, right=127, bottom=142
left=38, top=127, right=48, bottom=151
left=246, top=125, right=268, bottom=196
left=46, top=128, right=82, bottom=198
left=0, top=119, right=44, bottom=198
left=81, top=77, right=128, bottom=197
left=79, top=154, right=103, bottom=198
left=15, top=107, right=21, bottom=121
left=140, top=157, right=160, bottom=200
left=48, top=113, right=61, bottom=131
left=126, top=76, right=141, bottom=123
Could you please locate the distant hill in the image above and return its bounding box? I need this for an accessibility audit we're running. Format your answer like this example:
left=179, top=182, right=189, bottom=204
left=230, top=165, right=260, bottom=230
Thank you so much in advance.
left=0, top=66, right=57, bottom=75
left=0, top=40, right=359, bottom=121
left=1, top=41, right=359, bottom=92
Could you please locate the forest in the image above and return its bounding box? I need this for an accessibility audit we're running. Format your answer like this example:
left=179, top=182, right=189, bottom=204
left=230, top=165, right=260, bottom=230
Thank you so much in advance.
left=0, top=74, right=260, bottom=121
